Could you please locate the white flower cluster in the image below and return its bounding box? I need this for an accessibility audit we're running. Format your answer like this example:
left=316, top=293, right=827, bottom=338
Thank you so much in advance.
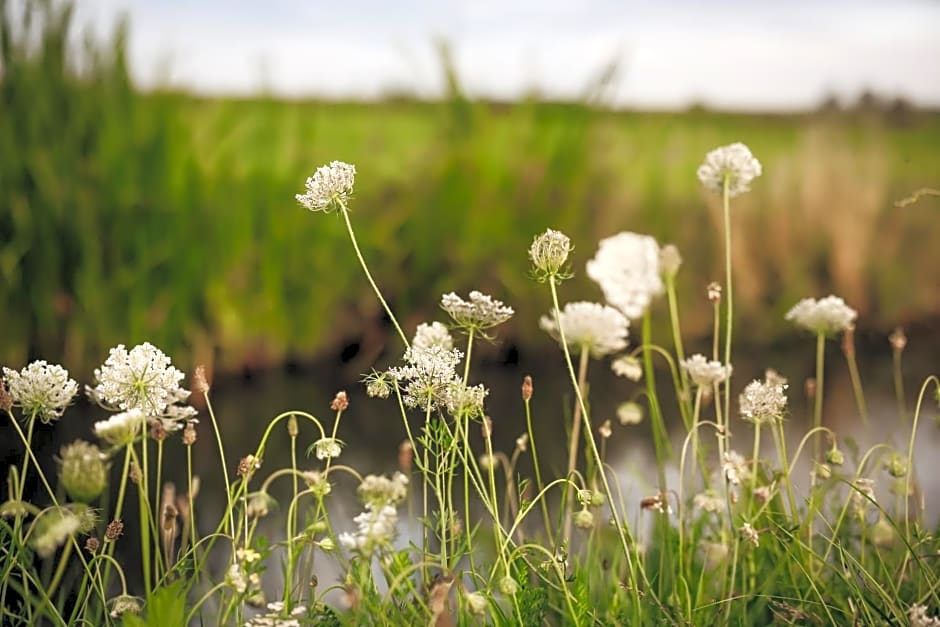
left=339, top=504, right=399, bottom=558
left=245, top=602, right=307, bottom=627
left=739, top=375, right=788, bottom=424
left=680, top=354, right=732, bottom=387
left=357, top=472, right=409, bottom=507
left=693, top=490, right=724, bottom=514
left=785, top=295, right=857, bottom=335
left=313, top=437, right=343, bottom=460
left=528, top=228, right=572, bottom=279
left=909, top=604, right=940, bottom=627
left=440, top=291, right=514, bottom=332
left=443, top=381, right=488, bottom=418
left=722, top=451, right=750, bottom=485
left=539, top=301, right=629, bottom=358
left=295, top=160, right=356, bottom=212
left=89, top=343, right=193, bottom=419
left=617, top=401, right=644, bottom=425
left=2, top=360, right=79, bottom=423
left=389, top=345, right=462, bottom=410
left=697, top=142, right=762, bottom=198
left=611, top=355, right=643, bottom=381
left=412, top=322, right=454, bottom=352
left=94, top=408, right=149, bottom=446
left=587, top=232, right=664, bottom=320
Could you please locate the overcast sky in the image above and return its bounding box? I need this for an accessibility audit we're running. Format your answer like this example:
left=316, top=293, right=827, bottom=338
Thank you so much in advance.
left=76, top=0, right=940, bottom=110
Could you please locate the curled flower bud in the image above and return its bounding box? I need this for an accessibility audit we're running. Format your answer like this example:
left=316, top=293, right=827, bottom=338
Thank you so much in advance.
left=498, top=576, right=519, bottom=597
left=364, top=371, right=391, bottom=399
left=59, top=440, right=108, bottom=503
left=574, top=509, right=595, bottom=530
left=826, top=446, right=845, bottom=466
left=528, top=228, right=572, bottom=281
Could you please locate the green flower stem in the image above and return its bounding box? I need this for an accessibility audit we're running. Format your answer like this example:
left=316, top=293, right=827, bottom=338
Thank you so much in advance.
left=843, top=339, right=869, bottom=426
left=524, top=392, right=552, bottom=540
left=665, top=273, right=693, bottom=424
left=813, top=332, right=826, bottom=464
left=904, top=377, right=940, bottom=548
left=561, top=347, right=589, bottom=544
left=772, top=419, right=799, bottom=520
left=284, top=418, right=299, bottom=609
left=721, top=175, right=734, bottom=433
left=750, top=423, right=761, bottom=506
left=130, top=439, right=153, bottom=592
left=892, top=344, right=908, bottom=423
left=338, top=202, right=409, bottom=350
left=548, top=276, right=641, bottom=616
left=203, top=390, right=235, bottom=547
left=186, top=442, right=198, bottom=564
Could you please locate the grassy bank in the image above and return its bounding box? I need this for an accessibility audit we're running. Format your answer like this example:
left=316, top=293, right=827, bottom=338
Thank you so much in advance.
left=2, top=1, right=939, bottom=376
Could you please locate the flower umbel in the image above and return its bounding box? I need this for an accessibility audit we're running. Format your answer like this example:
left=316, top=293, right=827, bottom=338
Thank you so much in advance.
left=681, top=354, right=732, bottom=387
left=2, top=361, right=79, bottom=423
left=412, top=322, right=454, bottom=352
left=739, top=375, right=788, bottom=424
left=312, top=438, right=343, bottom=461
left=295, top=161, right=356, bottom=213
left=785, top=295, right=857, bottom=336
left=586, top=232, right=664, bottom=320
left=94, top=409, right=148, bottom=447
left=539, top=301, right=629, bottom=358
left=89, top=343, right=191, bottom=417
left=697, top=142, right=762, bottom=198
left=440, top=291, right=514, bottom=334
left=388, top=345, right=463, bottom=410
left=529, top=228, right=573, bottom=281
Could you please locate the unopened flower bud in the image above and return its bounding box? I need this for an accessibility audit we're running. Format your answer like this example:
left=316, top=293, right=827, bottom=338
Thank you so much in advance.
left=182, top=422, right=197, bottom=446
left=150, top=419, right=167, bottom=442
left=287, top=414, right=299, bottom=438
left=58, top=440, right=108, bottom=502
left=574, top=509, right=595, bottom=530
left=521, top=376, right=533, bottom=402
left=804, top=378, right=817, bottom=400
left=598, top=419, right=613, bottom=439
left=498, top=576, right=519, bottom=596
left=869, top=517, right=896, bottom=547
left=707, top=282, right=722, bottom=304
left=317, top=537, right=335, bottom=551
left=814, top=462, right=831, bottom=480
left=885, top=454, right=907, bottom=478
left=330, top=391, right=349, bottom=412
left=85, top=536, right=100, bottom=553
left=105, top=519, right=124, bottom=541
left=193, top=365, right=210, bottom=394
left=109, top=595, right=143, bottom=619
left=465, top=591, right=488, bottom=616
left=889, top=327, right=907, bottom=352
left=398, top=440, right=413, bottom=472
left=528, top=229, right=572, bottom=280
left=660, top=244, right=682, bottom=278
left=0, top=383, right=12, bottom=413
left=129, top=462, right=141, bottom=485
left=826, top=447, right=845, bottom=466
left=515, top=433, right=528, bottom=452
left=238, top=455, right=261, bottom=478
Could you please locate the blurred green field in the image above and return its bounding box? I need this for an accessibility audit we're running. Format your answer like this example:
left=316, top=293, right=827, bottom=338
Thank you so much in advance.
left=2, top=2, right=939, bottom=376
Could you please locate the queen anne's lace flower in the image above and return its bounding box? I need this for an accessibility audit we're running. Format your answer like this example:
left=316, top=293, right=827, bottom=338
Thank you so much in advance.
left=443, top=381, right=488, bottom=418
left=587, top=232, right=664, bottom=320
left=785, top=295, right=857, bottom=335
left=94, top=409, right=148, bottom=446
left=389, top=345, right=463, bottom=410
left=89, top=343, right=191, bottom=417
left=440, top=291, right=514, bottom=333
left=412, top=322, right=454, bottom=352
left=246, top=602, right=307, bottom=627
left=739, top=376, right=788, bottom=423
left=358, top=472, right=409, bottom=507
left=681, top=354, right=732, bottom=387
left=312, top=437, right=343, bottom=460
left=739, top=522, right=760, bottom=547
left=611, top=355, right=643, bottom=381
left=529, top=229, right=572, bottom=280
left=539, top=301, right=629, bottom=358
left=2, top=361, right=79, bottom=423
left=338, top=504, right=399, bottom=558
left=722, top=451, right=750, bottom=485
left=295, top=161, right=356, bottom=212
left=697, top=142, right=762, bottom=197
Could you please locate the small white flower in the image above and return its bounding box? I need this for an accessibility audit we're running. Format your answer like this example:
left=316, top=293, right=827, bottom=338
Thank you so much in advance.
left=616, top=401, right=644, bottom=425
left=443, top=381, right=488, bottom=418
left=31, top=507, right=81, bottom=558
left=388, top=345, right=463, bottom=410
left=498, top=576, right=519, bottom=597
left=693, top=490, right=725, bottom=514
left=295, top=160, right=356, bottom=212
left=852, top=478, right=876, bottom=513
left=94, top=409, right=148, bottom=446
left=313, top=437, right=342, bottom=460
left=739, top=376, right=788, bottom=423
left=722, top=451, right=750, bottom=485
left=339, top=504, right=399, bottom=558
left=680, top=354, right=732, bottom=387
left=574, top=509, right=595, bottom=529
left=908, top=604, right=940, bottom=627
left=465, top=591, right=488, bottom=616
left=358, top=472, right=409, bottom=507
left=660, top=244, right=682, bottom=278
left=440, top=291, right=514, bottom=332
left=89, top=343, right=190, bottom=417
left=785, top=295, right=857, bottom=335
left=539, top=301, right=629, bottom=358
left=697, top=142, right=762, bottom=197
left=587, top=232, right=664, bottom=320
left=611, top=355, right=643, bottom=381
left=2, top=361, right=79, bottom=423
left=412, top=322, right=454, bottom=352
left=529, top=228, right=572, bottom=280
left=739, top=522, right=760, bottom=547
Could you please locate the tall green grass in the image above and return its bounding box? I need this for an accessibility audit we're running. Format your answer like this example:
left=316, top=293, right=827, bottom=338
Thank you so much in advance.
left=2, top=0, right=939, bottom=376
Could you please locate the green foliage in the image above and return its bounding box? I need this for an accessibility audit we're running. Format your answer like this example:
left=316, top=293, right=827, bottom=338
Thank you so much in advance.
left=124, top=581, right=187, bottom=627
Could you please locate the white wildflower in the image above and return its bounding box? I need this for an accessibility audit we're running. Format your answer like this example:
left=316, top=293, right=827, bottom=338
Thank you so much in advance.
left=693, top=490, right=724, bottom=514
left=443, top=381, right=488, bottom=418
left=529, top=228, right=572, bottom=280
left=312, top=437, right=343, bottom=461
left=909, top=604, right=940, bottom=627
left=498, top=576, right=519, bottom=597
left=295, top=161, right=356, bottom=212
left=574, top=509, right=595, bottom=529
left=539, top=301, right=629, bottom=358
left=2, top=361, right=78, bottom=423
left=617, top=401, right=644, bottom=425
left=586, top=232, right=664, bottom=320
left=363, top=371, right=391, bottom=399
left=739, top=522, right=760, bottom=547
left=358, top=472, right=409, bottom=507
left=785, top=295, right=857, bottom=335
left=89, top=343, right=191, bottom=417
left=338, top=504, right=399, bottom=558
left=246, top=602, right=307, bottom=627
left=412, top=322, right=454, bottom=352
left=611, top=355, right=643, bottom=381
left=739, top=376, right=788, bottom=423
left=94, top=408, right=148, bottom=446
left=465, top=591, right=488, bottom=616
left=440, top=291, right=514, bottom=332
left=722, top=450, right=750, bottom=485
left=388, top=345, right=462, bottom=410
left=660, top=244, right=683, bottom=278
left=680, top=354, right=732, bottom=387
left=31, top=507, right=81, bottom=558
left=697, top=142, right=762, bottom=197
left=852, top=478, right=876, bottom=513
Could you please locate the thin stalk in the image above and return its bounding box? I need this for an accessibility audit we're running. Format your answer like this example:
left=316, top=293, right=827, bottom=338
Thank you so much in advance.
left=524, top=392, right=552, bottom=539
left=338, top=202, right=409, bottom=349
left=721, top=175, right=734, bottom=434
left=773, top=420, right=799, bottom=520
left=665, top=273, right=693, bottom=424
left=813, top=332, right=826, bottom=464
left=203, top=390, right=235, bottom=543
left=842, top=331, right=869, bottom=426
left=561, top=347, right=590, bottom=544
left=892, top=345, right=908, bottom=422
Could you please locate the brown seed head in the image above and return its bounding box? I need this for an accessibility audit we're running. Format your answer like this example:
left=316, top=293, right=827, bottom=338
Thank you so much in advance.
left=150, top=420, right=167, bottom=442
left=193, top=365, right=210, bottom=394
left=237, top=455, right=260, bottom=478
left=331, top=390, right=349, bottom=412
left=707, top=282, right=722, bottom=304
left=105, top=519, right=124, bottom=542
left=0, top=382, right=12, bottom=413
left=182, top=422, right=197, bottom=446
left=521, top=376, right=533, bottom=402
left=889, top=327, right=907, bottom=352
left=398, top=440, right=414, bottom=472
left=162, top=503, right=179, bottom=531
left=85, top=536, right=100, bottom=553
